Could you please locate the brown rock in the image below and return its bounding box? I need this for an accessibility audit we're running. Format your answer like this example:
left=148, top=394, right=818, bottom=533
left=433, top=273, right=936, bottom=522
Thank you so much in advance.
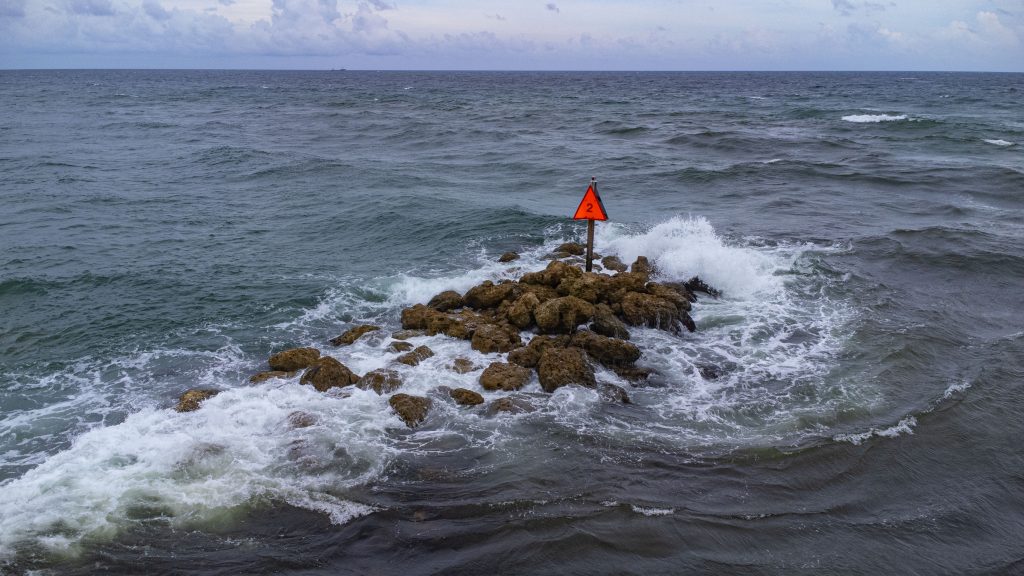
left=175, top=389, right=219, bottom=412
left=508, top=335, right=569, bottom=368
left=268, top=347, right=321, bottom=371
left=556, top=242, right=586, bottom=256
left=684, top=276, right=721, bottom=298
left=300, top=357, right=360, bottom=392
left=506, top=292, right=540, bottom=329
left=450, top=388, right=485, bottom=406
left=537, top=347, right=595, bottom=392
left=470, top=323, right=523, bottom=354
left=386, top=341, right=415, bottom=353
left=389, top=393, right=431, bottom=428
left=557, top=272, right=610, bottom=304
left=485, top=395, right=537, bottom=416
left=612, top=365, right=655, bottom=382
left=601, top=255, right=628, bottom=273
left=519, top=283, right=560, bottom=303
left=450, top=357, right=477, bottom=373
left=645, top=282, right=692, bottom=312
left=620, top=291, right=681, bottom=331
left=427, top=290, right=464, bottom=312
left=480, top=361, right=532, bottom=391
left=329, top=324, right=380, bottom=346
left=463, top=281, right=519, bottom=310
left=570, top=330, right=641, bottom=367
left=590, top=303, right=631, bottom=340
left=356, top=369, right=404, bottom=395
left=631, top=256, right=654, bottom=276
left=604, top=272, right=649, bottom=303
left=248, top=370, right=296, bottom=384
left=400, top=304, right=446, bottom=331
left=391, top=329, right=426, bottom=340
left=533, top=296, right=595, bottom=334
left=397, top=345, right=434, bottom=366
left=498, top=251, right=520, bottom=263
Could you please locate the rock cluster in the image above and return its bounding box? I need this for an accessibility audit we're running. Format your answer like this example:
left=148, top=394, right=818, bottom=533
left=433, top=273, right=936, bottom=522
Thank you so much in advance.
left=176, top=254, right=717, bottom=429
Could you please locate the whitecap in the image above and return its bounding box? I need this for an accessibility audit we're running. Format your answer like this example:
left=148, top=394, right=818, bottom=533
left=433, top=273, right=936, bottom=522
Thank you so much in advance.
left=841, top=114, right=908, bottom=123
left=833, top=416, right=917, bottom=445
left=983, top=139, right=1014, bottom=146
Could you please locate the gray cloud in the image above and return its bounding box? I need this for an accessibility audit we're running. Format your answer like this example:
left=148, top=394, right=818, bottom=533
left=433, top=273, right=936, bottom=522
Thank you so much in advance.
left=0, top=0, right=27, bottom=18
left=831, top=0, right=856, bottom=16
left=142, top=0, right=169, bottom=21
left=546, top=3, right=559, bottom=14
left=67, top=0, right=115, bottom=16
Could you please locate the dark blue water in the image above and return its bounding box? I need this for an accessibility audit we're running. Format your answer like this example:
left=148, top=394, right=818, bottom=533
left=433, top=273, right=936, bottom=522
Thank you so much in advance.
left=1, top=70, right=1023, bottom=574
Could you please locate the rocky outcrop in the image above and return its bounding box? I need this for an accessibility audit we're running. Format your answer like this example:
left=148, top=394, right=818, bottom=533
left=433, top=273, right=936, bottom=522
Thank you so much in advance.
left=463, top=281, right=519, bottom=310
left=268, top=347, right=320, bottom=371
left=589, top=303, right=630, bottom=340
left=427, top=290, right=464, bottom=312
left=556, top=242, right=586, bottom=256
left=389, top=393, right=431, bottom=428
left=601, top=255, right=627, bottom=272
left=533, top=296, right=594, bottom=334
left=329, top=325, right=380, bottom=346
left=570, top=330, right=641, bottom=367
left=356, top=369, right=403, bottom=395
left=300, top=357, right=359, bottom=392
left=471, top=323, right=522, bottom=354
left=507, top=335, right=569, bottom=369
left=537, top=347, right=595, bottom=392
left=505, top=292, right=540, bottom=329
left=480, top=361, right=532, bottom=391
left=450, top=388, right=485, bottom=406
left=397, top=345, right=434, bottom=366
left=175, top=389, right=219, bottom=412
left=620, top=291, right=684, bottom=331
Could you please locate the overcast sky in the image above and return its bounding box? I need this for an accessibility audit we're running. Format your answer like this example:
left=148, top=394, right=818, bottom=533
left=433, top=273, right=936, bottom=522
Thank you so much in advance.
left=1, top=0, right=1022, bottom=70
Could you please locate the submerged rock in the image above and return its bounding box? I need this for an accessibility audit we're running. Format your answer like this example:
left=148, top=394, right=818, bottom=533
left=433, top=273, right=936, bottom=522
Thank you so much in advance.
left=249, top=370, right=296, bottom=384
left=300, top=357, right=359, bottom=392
left=397, top=345, right=435, bottom=366
left=356, top=369, right=404, bottom=395
left=537, top=347, right=595, bottom=392
left=386, top=341, right=415, bottom=353
left=599, top=383, right=631, bottom=404
left=498, top=251, right=520, bottom=263
left=329, top=324, right=380, bottom=346
left=268, top=347, right=320, bottom=372
left=286, top=411, right=318, bottom=428
left=389, top=393, right=431, bottom=428
left=450, top=388, right=485, bottom=406
left=485, top=395, right=537, bottom=416
left=480, top=361, right=532, bottom=391
left=391, top=329, right=426, bottom=340
left=175, top=389, right=219, bottom=412
left=450, top=357, right=477, bottom=374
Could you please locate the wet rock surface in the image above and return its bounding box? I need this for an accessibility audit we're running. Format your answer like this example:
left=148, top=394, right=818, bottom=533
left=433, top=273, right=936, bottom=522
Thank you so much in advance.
left=356, top=369, right=404, bottom=395
left=389, top=394, right=431, bottom=428
left=480, top=361, right=532, bottom=391
left=175, top=389, right=219, bottom=413
left=329, top=324, right=380, bottom=346
left=268, top=347, right=321, bottom=372
left=300, top=357, right=360, bottom=392
left=450, top=388, right=485, bottom=406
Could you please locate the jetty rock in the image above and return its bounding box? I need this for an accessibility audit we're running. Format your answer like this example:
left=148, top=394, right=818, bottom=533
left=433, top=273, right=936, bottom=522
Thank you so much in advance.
left=268, top=347, right=321, bottom=371
left=175, top=389, right=220, bottom=413
left=329, top=324, right=380, bottom=346
left=300, top=357, right=360, bottom=392
left=389, top=393, right=431, bottom=428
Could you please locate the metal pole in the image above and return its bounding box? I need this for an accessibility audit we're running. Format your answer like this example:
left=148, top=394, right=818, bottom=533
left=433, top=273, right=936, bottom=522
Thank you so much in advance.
left=586, top=218, right=595, bottom=272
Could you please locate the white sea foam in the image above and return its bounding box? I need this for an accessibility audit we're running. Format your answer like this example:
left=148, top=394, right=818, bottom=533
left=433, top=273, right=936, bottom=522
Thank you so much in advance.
left=841, top=114, right=908, bottom=123
left=631, top=505, right=675, bottom=516
left=983, top=139, right=1014, bottom=146
left=943, top=381, right=972, bottom=399
left=833, top=416, right=917, bottom=445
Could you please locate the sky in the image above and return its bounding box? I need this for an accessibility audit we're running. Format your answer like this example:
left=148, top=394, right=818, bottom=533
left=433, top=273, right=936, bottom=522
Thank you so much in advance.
left=1, top=0, right=1022, bottom=70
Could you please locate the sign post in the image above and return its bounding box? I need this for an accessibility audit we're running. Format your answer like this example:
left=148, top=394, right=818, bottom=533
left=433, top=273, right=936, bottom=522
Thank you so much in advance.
left=572, top=177, right=608, bottom=272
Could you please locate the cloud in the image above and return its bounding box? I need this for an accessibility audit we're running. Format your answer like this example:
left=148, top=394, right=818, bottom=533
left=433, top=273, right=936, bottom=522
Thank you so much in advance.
left=142, top=0, right=169, bottom=20
left=831, top=0, right=855, bottom=16
left=545, top=3, right=559, bottom=14
left=0, top=0, right=27, bottom=18
left=67, top=0, right=116, bottom=16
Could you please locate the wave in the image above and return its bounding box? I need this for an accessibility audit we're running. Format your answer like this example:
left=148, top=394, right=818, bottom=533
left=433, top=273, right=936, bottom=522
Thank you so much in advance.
left=983, top=139, right=1015, bottom=146
left=841, top=114, right=909, bottom=123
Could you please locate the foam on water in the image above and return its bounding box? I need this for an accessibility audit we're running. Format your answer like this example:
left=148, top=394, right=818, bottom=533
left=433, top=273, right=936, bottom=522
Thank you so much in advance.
left=842, top=114, right=908, bottom=123
left=983, top=139, right=1014, bottom=146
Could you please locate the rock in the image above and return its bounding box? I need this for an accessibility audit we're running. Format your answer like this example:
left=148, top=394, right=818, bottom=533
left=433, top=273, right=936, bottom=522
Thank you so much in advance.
left=698, top=364, right=724, bottom=380
left=612, top=365, right=655, bottom=383
left=248, top=370, right=296, bottom=384
left=400, top=304, right=446, bottom=331
left=480, top=361, right=532, bottom=391
left=620, top=291, right=681, bottom=331
left=556, top=242, right=586, bottom=256
left=485, top=395, right=537, bottom=416
left=537, top=347, right=595, bottom=392
left=268, top=347, right=321, bottom=371
left=505, top=292, right=540, bottom=329
left=463, top=280, right=519, bottom=310
left=389, top=393, right=431, bottom=428
left=356, top=369, right=404, bottom=395
left=391, top=329, right=426, bottom=340
left=604, top=272, right=650, bottom=303
left=471, top=323, right=523, bottom=354
left=570, top=330, right=641, bottom=367
left=601, top=255, right=627, bottom=273
left=427, top=290, right=464, bottom=312
left=300, top=357, right=360, bottom=392
left=397, top=345, right=434, bottom=366
left=543, top=260, right=584, bottom=286
left=498, top=251, right=520, bottom=263
left=387, top=341, right=415, bottom=353
left=286, top=411, right=318, bottom=428
left=599, top=383, right=631, bottom=404
left=450, top=388, right=485, bottom=406
left=684, top=276, right=721, bottom=298
left=450, top=357, right=477, bottom=373
left=679, top=311, right=697, bottom=333
left=590, top=303, right=631, bottom=340
left=556, top=272, right=609, bottom=304
left=508, top=335, right=569, bottom=368
left=329, top=324, right=380, bottom=346
left=175, top=389, right=219, bottom=412
left=533, top=296, right=594, bottom=334
left=645, top=282, right=692, bottom=312
left=631, top=256, right=654, bottom=277
left=519, top=283, right=560, bottom=304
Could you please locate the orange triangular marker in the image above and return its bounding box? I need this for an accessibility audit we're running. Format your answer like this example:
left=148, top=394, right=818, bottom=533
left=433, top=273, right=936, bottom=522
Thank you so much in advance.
left=573, top=183, right=608, bottom=221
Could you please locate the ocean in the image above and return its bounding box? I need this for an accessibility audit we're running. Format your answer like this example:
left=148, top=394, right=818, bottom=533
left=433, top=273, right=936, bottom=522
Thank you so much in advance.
left=1, top=70, right=1022, bottom=575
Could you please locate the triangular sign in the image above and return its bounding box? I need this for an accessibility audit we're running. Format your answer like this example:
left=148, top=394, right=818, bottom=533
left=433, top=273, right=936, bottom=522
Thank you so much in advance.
left=573, top=183, right=608, bottom=221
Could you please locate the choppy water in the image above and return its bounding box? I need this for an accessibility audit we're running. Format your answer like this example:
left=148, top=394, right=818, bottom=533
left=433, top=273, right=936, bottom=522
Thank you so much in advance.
left=1, top=70, right=1023, bottom=575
